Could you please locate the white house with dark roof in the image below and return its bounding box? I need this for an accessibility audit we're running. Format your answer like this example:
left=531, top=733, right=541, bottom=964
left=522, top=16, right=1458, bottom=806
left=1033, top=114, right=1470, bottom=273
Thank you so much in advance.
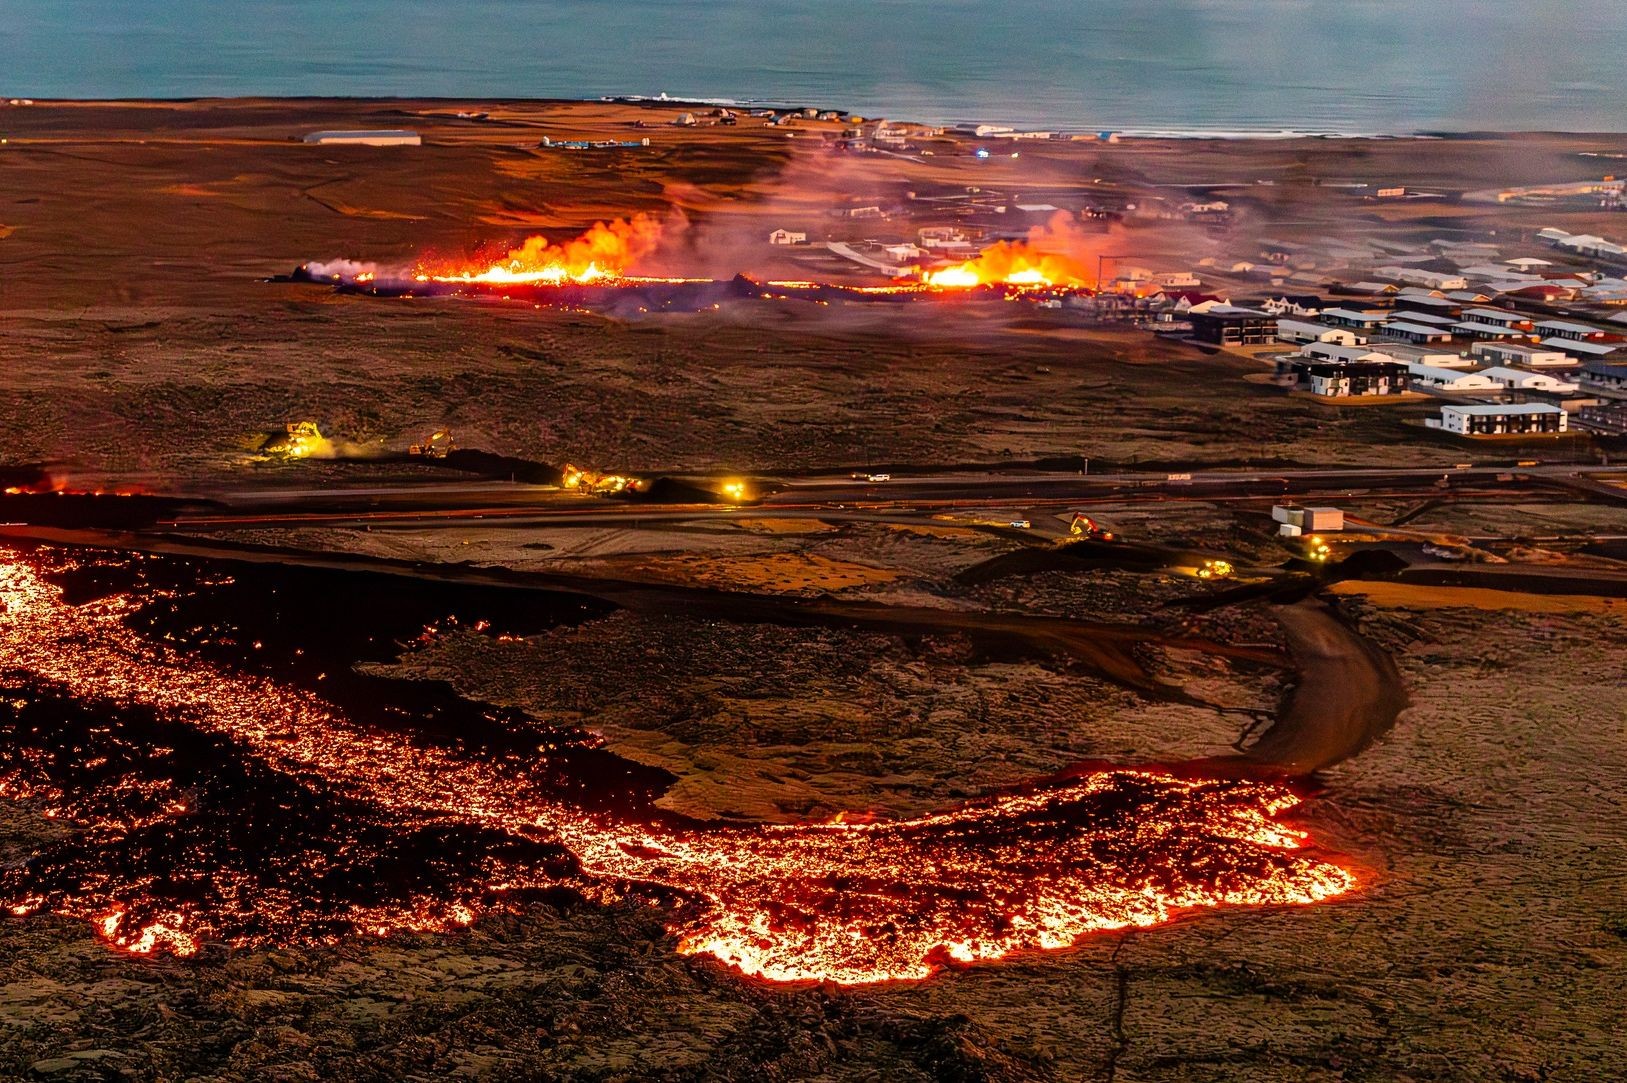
left=1428, top=403, right=1567, bottom=435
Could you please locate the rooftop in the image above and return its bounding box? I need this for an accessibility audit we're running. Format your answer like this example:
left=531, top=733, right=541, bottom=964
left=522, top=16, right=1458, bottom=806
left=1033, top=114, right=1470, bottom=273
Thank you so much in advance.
left=1441, top=403, right=1564, bottom=416
left=1547, top=338, right=1623, bottom=357
left=301, top=129, right=421, bottom=144
left=1473, top=343, right=1564, bottom=356
left=1410, top=364, right=1487, bottom=380
left=1476, top=366, right=1570, bottom=382
left=1300, top=343, right=1393, bottom=362
left=1382, top=321, right=1455, bottom=337
left=1389, top=310, right=1457, bottom=326
left=1462, top=307, right=1525, bottom=322
left=1535, top=319, right=1607, bottom=335
left=1452, top=321, right=1521, bottom=336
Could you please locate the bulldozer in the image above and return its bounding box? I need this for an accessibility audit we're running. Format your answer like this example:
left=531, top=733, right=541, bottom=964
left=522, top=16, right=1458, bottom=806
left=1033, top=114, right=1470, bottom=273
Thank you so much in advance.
left=408, top=429, right=456, bottom=459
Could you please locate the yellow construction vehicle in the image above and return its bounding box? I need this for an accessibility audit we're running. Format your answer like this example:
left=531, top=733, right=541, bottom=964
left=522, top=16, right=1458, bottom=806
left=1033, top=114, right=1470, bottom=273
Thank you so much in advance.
left=409, top=430, right=456, bottom=459
left=1069, top=512, right=1117, bottom=541
left=560, top=462, right=646, bottom=495
left=258, top=420, right=326, bottom=458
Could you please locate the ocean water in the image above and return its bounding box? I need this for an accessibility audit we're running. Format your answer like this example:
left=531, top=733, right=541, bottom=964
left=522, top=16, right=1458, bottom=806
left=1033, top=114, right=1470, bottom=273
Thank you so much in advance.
left=3, top=0, right=1626, bottom=133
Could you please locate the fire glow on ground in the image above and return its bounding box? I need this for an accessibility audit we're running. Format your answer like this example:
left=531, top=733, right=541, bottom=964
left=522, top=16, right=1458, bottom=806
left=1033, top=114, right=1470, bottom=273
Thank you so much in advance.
left=299, top=211, right=1113, bottom=307
left=0, top=546, right=1353, bottom=985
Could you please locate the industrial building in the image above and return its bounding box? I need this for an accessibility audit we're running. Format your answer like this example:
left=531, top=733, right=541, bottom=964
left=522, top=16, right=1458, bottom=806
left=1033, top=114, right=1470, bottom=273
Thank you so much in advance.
left=1272, top=505, right=1343, bottom=535
left=1428, top=403, right=1567, bottom=435
left=301, top=129, right=421, bottom=146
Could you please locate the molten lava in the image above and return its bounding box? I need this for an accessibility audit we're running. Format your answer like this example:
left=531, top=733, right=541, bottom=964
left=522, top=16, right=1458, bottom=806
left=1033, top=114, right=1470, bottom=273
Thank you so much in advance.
left=919, top=211, right=1099, bottom=289
left=297, top=206, right=1110, bottom=311
left=0, top=547, right=1354, bottom=984
left=567, top=776, right=1350, bottom=983
left=415, top=213, right=668, bottom=285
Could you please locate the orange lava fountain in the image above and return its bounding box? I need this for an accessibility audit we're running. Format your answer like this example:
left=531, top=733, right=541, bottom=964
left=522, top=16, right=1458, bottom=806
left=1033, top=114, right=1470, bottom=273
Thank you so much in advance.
left=919, top=211, right=1099, bottom=289
left=0, top=548, right=1354, bottom=984
left=415, top=213, right=676, bottom=285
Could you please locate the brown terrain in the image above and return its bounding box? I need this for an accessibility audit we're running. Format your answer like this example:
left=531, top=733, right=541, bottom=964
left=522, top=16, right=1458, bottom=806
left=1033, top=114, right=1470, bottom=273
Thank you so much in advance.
left=1, top=100, right=1625, bottom=1082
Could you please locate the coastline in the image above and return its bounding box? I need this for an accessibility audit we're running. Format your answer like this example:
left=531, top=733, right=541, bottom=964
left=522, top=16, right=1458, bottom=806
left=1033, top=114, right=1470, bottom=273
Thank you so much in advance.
left=7, top=95, right=1627, bottom=141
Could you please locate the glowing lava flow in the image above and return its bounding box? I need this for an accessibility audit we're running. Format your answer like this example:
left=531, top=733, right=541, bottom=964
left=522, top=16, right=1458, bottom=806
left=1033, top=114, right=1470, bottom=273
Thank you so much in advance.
left=566, top=776, right=1351, bottom=984
left=0, top=548, right=1354, bottom=983
left=918, top=211, right=1099, bottom=289
left=298, top=209, right=1104, bottom=302
left=415, top=213, right=676, bottom=286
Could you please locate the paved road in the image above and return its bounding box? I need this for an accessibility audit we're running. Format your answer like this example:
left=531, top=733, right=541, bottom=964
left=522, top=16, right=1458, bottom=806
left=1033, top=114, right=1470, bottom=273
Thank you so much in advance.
left=155, top=463, right=1627, bottom=534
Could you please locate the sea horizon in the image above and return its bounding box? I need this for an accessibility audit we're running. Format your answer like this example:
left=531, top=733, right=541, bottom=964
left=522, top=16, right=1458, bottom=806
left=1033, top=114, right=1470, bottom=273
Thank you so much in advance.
left=5, top=0, right=1627, bottom=135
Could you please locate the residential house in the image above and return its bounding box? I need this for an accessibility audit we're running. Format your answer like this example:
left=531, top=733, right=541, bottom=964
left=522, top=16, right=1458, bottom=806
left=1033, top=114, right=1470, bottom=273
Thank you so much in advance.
left=1407, top=365, right=1502, bottom=391
left=1380, top=321, right=1455, bottom=344
left=1190, top=307, right=1278, bottom=346
left=1469, top=343, right=1576, bottom=368
left=1475, top=367, right=1579, bottom=393
left=1428, top=403, right=1567, bottom=435
left=1277, top=319, right=1364, bottom=346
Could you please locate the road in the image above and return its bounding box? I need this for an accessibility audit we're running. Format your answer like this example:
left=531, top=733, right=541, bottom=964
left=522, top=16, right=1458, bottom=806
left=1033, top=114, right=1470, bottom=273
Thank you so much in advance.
left=8, top=455, right=1619, bottom=780
left=149, top=462, right=1627, bottom=535
left=1235, top=599, right=1409, bottom=773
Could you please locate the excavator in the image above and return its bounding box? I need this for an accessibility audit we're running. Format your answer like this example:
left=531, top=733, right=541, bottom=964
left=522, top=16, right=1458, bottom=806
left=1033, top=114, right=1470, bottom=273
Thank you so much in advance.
left=560, top=462, right=648, bottom=495
left=1069, top=512, right=1117, bottom=541
left=408, top=429, right=456, bottom=459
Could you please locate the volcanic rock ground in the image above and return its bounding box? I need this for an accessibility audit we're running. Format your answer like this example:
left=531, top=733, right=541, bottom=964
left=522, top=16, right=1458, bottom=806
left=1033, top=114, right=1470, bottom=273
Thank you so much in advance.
left=2, top=101, right=1626, bottom=1081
